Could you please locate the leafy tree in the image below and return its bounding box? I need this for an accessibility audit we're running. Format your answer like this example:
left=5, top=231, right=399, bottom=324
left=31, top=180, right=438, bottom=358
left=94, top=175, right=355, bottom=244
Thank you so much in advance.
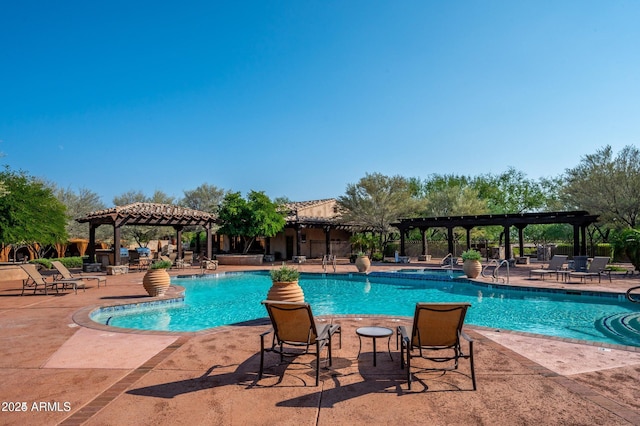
left=217, top=191, right=286, bottom=254
left=472, top=168, right=547, bottom=214
left=421, top=174, right=488, bottom=217
left=56, top=187, right=106, bottom=240
left=0, top=167, right=67, bottom=259
left=338, top=173, right=419, bottom=254
left=180, top=183, right=225, bottom=214
left=562, top=145, right=640, bottom=228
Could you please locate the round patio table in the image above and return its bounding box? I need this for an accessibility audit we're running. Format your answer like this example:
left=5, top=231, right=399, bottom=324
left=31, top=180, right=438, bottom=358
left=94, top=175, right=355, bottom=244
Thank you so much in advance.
left=356, top=326, right=394, bottom=367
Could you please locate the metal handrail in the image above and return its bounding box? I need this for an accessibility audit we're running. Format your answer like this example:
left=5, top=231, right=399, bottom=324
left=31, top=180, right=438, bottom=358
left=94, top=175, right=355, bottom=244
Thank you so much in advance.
left=441, top=253, right=454, bottom=271
left=322, top=254, right=336, bottom=273
left=482, top=259, right=510, bottom=283
left=481, top=259, right=499, bottom=279
left=626, top=285, right=640, bottom=303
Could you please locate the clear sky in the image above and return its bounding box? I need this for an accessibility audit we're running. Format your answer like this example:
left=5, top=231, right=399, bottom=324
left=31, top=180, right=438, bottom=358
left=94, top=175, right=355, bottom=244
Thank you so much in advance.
left=1, top=1, right=638, bottom=206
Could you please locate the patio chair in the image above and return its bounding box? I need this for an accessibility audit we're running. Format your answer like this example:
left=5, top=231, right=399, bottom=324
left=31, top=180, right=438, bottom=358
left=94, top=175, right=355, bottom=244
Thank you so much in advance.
left=397, top=303, right=476, bottom=390
left=175, top=251, right=192, bottom=269
left=20, top=264, right=84, bottom=295
left=528, top=255, right=568, bottom=280
left=51, top=260, right=106, bottom=288
left=259, top=300, right=341, bottom=386
left=569, top=256, right=612, bottom=283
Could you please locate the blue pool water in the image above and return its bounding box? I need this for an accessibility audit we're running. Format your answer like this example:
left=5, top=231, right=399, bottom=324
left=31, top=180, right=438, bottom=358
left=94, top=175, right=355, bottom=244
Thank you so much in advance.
left=91, top=272, right=640, bottom=347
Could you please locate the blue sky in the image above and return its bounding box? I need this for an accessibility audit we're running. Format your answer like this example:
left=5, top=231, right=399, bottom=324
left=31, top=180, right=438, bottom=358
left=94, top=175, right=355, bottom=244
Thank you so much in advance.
left=1, top=1, right=639, bottom=206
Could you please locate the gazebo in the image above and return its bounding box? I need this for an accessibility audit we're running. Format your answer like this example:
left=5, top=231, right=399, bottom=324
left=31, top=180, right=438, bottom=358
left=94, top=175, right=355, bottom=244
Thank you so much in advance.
left=77, top=203, right=218, bottom=266
left=392, top=210, right=599, bottom=260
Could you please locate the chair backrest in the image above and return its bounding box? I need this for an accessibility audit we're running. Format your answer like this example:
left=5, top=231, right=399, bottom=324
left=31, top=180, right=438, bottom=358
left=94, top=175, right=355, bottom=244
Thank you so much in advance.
left=51, top=261, right=73, bottom=279
left=573, top=256, right=589, bottom=272
left=411, top=303, right=471, bottom=348
left=547, top=255, right=568, bottom=270
left=262, top=300, right=318, bottom=344
left=20, top=264, right=47, bottom=284
left=184, top=251, right=193, bottom=262
left=588, top=256, right=610, bottom=272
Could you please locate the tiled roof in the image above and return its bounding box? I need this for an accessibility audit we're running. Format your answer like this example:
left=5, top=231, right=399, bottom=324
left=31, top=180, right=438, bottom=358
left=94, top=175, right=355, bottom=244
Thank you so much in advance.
left=77, top=202, right=216, bottom=225
left=283, top=198, right=335, bottom=212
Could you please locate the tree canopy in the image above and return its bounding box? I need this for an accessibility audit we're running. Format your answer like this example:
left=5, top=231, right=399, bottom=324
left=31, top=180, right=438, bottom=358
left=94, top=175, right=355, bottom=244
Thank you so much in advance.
left=0, top=167, right=67, bottom=258
left=217, top=191, right=286, bottom=254
left=338, top=173, right=418, bottom=252
left=56, top=186, right=106, bottom=240
left=562, top=145, right=640, bottom=228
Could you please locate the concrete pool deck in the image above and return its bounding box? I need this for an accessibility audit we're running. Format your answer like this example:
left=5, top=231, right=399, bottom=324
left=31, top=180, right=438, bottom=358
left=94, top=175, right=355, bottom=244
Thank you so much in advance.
left=1, top=259, right=639, bottom=425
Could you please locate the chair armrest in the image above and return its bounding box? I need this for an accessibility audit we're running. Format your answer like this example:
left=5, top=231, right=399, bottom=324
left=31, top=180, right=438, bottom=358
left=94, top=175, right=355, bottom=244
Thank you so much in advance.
left=260, top=328, right=273, bottom=339
left=459, top=330, right=474, bottom=343
left=317, top=324, right=340, bottom=341
left=397, top=325, right=410, bottom=349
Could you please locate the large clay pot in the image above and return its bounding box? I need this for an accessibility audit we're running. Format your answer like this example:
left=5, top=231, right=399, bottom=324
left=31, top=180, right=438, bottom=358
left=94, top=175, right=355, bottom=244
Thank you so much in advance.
left=355, top=256, right=371, bottom=273
left=266, top=281, right=305, bottom=302
left=143, top=269, right=171, bottom=297
left=463, top=260, right=482, bottom=279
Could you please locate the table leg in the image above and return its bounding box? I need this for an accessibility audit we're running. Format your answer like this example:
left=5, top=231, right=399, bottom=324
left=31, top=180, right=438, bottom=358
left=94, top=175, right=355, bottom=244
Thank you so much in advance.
left=373, top=337, right=377, bottom=366
left=386, top=336, right=393, bottom=361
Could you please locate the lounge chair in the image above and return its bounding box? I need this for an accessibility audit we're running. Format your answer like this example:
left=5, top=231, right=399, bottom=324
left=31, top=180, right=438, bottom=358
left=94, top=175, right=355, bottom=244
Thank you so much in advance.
left=175, top=251, right=192, bottom=269
left=568, top=256, right=612, bottom=283
left=259, top=300, right=341, bottom=386
left=51, top=260, right=106, bottom=288
left=397, top=303, right=476, bottom=390
left=528, top=255, right=568, bottom=280
left=20, top=264, right=84, bottom=295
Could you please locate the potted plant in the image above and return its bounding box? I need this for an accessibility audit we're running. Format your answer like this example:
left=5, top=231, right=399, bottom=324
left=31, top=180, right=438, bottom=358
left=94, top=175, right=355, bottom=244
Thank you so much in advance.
left=143, top=260, right=172, bottom=297
left=266, top=263, right=304, bottom=302
left=355, top=252, right=371, bottom=273
left=461, top=249, right=482, bottom=279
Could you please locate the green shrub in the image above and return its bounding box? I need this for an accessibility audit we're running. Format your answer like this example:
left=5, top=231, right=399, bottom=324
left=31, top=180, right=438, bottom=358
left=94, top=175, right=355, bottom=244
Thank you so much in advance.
left=270, top=264, right=300, bottom=282
left=151, top=260, right=173, bottom=269
left=371, top=252, right=383, bottom=261
left=56, top=256, right=83, bottom=268
left=461, top=249, right=482, bottom=261
left=30, top=258, right=52, bottom=269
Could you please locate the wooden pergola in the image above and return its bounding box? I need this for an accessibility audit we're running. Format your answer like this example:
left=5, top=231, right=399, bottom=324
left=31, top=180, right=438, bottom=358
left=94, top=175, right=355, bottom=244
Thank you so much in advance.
left=77, top=203, right=218, bottom=266
left=392, top=211, right=599, bottom=260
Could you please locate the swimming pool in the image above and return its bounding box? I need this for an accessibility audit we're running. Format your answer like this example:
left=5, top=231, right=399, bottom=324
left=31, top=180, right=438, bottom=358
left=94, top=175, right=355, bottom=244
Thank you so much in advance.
left=90, top=272, right=640, bottom=347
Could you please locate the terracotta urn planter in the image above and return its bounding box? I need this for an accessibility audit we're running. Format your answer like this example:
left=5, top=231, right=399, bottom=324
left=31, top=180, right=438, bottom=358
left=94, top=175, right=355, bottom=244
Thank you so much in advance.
left=266, top=281, right=305, bottom=302
left=355, top=255, right=371, bottom=273
left=462, top=260, right=482, bottom=279
left=267, top=264, right=304, bottom=302
left=143, top=268, right=171, bottom=297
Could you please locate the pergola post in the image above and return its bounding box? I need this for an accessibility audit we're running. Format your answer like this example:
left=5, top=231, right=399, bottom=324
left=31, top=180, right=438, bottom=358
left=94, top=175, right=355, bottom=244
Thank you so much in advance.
left=206, top=224, right=213, bottom=259
left=113, top=225, right=121, bottom=266
left=573, top=224, right=580, bottom=256
left=325, top=226, right=331, bottom=255
left=503, top=225, right=511, bottom=260
left=296, top=225, right=302, bottom=257
left=421, top=228, right=427, bottom=256
left=88, top=224, right=97, bottom=263
left=175, top=226, right=183, bottom=260
left=400, top=228, right=406, bottom=256
left=517, top=225, right=526, bottom=258
left=447, top=227, right=454, bottom=255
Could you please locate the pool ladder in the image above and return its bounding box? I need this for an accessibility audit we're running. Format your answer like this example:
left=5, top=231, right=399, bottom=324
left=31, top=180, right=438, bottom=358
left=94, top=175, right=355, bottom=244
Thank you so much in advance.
left=322, top=254, right=336, bottom=273
left=482, top=259, right=510, bottom=283
left=626, top=285, right=640, bottom=303
left=441, top=253, right=455, bottom=271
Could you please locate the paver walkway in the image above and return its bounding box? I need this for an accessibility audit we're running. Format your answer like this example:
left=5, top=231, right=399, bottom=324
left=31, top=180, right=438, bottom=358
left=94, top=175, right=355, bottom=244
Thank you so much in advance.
left=0, top=259, right=639, bottom=425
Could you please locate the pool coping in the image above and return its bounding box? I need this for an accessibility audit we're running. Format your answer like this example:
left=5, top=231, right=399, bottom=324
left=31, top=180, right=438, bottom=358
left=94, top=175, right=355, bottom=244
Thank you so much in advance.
left=71, top=270, right=640, bottom=352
